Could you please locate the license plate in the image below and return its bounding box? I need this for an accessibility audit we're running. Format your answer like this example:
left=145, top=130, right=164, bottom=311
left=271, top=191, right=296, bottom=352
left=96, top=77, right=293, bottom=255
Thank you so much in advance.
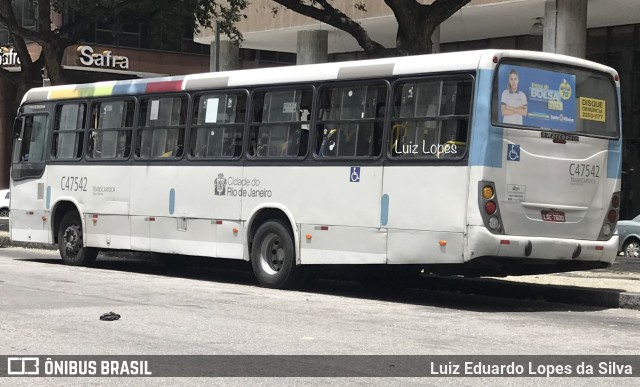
left=541, top=210, right=565, bottom=222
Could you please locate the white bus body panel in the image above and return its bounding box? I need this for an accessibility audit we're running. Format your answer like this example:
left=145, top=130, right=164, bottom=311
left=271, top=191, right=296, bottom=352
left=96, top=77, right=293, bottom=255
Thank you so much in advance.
left=495, top=130, right=613, bottom=240
left=10, top=177, right=50, bottom=244
left=241, top=166, right=385, bottom=265
left=382, top=166, right=469, bottom=264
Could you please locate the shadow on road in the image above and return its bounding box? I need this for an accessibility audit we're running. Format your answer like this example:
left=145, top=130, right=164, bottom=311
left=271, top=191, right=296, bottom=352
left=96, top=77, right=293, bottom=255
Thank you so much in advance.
left=18, top=252, right=613, bottom=313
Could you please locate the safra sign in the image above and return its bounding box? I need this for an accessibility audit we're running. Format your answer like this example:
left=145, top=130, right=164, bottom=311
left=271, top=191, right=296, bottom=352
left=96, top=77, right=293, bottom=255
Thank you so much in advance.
left=77, top=45, right=129, bottom=70
left=1, top=48, right=20, bottom=66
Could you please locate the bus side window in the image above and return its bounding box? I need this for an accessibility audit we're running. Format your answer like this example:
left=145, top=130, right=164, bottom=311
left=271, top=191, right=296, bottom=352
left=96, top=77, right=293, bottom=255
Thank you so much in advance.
left=316, top=82, right=386, bottom=158
left=52, top=103, right=85, bottom=160
left=191, top=92, right=246, bottom=159
left=89, top=100, right=134, bottom=160
left=16, top=115, right=48, bottom=163
left=137, top=96, right=187, bottom=159
left=249, top=87, right=312, bottom=158
left=390, top=77, right=471, bottom=159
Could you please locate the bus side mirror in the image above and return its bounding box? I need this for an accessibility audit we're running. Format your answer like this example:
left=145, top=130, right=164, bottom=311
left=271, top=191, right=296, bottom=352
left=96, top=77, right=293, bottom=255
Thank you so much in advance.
left=12, top=138, right=22, bottom=163
left=12, top=116, right=22, bottom=139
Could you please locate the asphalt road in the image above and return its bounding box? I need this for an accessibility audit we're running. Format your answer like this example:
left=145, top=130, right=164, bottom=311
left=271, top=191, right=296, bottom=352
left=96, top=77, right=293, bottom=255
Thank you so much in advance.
left=1, top=247, right=639, bottom=386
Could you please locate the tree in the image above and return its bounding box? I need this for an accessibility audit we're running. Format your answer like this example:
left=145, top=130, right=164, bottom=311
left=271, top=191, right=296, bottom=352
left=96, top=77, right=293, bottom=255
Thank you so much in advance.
left=0, top=0, right=247, bottom=188
left=0, top=0, right=247, bottom=100
left=270, top=0, right=471, bottom=57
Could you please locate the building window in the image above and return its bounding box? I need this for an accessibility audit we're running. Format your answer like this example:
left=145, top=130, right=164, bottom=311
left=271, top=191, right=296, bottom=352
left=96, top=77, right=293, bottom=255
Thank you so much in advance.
left=0, top=0, right=38, bottom=45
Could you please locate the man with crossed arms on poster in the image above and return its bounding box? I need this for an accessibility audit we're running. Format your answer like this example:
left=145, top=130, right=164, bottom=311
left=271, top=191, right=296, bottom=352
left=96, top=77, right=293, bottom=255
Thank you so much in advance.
left=501, top=69, right=528, bottom=125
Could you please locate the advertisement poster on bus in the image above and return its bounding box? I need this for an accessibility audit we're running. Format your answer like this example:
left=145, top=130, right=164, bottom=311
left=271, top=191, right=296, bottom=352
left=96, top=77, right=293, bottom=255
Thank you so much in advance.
left=498, top=65, right=576, bottom=131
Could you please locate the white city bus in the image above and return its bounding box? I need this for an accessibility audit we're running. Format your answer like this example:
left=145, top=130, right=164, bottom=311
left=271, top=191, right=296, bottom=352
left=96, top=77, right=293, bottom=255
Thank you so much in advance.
left=10, top=49, right=622, bottom=288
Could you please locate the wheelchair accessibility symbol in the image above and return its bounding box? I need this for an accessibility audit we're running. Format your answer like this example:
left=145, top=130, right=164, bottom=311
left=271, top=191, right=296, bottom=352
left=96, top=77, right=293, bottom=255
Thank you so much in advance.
left=507, top=144, right=520, bottom=162
left=350, top=167, right=360, bottom=182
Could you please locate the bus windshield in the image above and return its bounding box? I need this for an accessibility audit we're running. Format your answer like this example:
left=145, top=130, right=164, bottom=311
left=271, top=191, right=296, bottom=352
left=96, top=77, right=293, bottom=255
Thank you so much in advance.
left=492, top=60, right=619, bottom=139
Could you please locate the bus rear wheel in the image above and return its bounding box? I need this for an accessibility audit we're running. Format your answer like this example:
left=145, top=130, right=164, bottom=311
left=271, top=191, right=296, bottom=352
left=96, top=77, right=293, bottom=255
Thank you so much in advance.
left=251, top=220, right=298, bottom=289
left=58, top=212, right=98, bottom=266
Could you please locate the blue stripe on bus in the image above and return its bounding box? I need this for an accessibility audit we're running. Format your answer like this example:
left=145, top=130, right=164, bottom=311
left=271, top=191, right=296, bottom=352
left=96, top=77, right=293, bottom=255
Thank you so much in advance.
left=46, top=186, right=51, bottom=210
left=608, top=87, right=623, bottom=179
left=169, top=188, right=176, bottom=215
left=607, top=138, right=622, bottom=179
left=112, top=81, right=147, bottom=96
left=469, top=69, right=503, bottom=168
left=380, top=194, right=389, bottom=226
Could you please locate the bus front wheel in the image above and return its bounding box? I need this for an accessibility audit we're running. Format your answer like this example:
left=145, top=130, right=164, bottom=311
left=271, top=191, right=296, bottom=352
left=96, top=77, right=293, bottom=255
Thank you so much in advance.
left=58, top=212, right=98, bottom=266
left=251, top=220, right=298, bottom=289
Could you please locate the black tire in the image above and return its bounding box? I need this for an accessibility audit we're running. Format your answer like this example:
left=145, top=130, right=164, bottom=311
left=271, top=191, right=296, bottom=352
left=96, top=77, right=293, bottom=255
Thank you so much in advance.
left=58, top=212, right=98, bottom=266
left=0, top=208, right=8, bottom=217
left=251, top=220, right=299, bottom=289
left=623, top=238, right=640, bottom=258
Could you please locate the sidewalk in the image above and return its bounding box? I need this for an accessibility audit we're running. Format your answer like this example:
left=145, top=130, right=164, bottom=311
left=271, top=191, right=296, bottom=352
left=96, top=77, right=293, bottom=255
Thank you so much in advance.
left=1, top=218, right=639, bottom=310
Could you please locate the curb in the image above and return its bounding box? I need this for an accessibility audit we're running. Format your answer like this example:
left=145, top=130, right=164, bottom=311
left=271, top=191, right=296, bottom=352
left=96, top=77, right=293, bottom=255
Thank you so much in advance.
left=0, top=234, right=57, bottom=251
left=419, top=275, right=640, bottom=311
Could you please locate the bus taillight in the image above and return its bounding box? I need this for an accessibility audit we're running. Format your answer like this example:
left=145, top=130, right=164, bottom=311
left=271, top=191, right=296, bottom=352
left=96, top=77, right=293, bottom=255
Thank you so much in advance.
left=479, top=181, right=504, bottom=234
left=599, top=192, right=620, bottom=239
left=482, top=185, right=494, bottom=199
left=485, top=201, right=497, bottom=215
left=611, top=195, right=620, bottom=209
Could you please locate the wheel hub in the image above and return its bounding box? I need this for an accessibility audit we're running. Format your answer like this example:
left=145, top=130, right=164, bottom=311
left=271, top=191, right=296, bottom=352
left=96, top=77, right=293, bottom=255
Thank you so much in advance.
left=260, top=234, right=285, bottom=275
left=63, top=226, right=81, bottom=257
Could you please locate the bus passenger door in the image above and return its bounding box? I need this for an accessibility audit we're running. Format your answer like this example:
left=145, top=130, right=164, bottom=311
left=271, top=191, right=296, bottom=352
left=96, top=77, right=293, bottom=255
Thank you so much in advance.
left=10, top=111, right=52, bottom=244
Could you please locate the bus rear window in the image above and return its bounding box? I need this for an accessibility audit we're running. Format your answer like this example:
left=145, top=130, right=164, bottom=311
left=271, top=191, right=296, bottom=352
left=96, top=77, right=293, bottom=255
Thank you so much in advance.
left=492, top=61, right=618, bottom=138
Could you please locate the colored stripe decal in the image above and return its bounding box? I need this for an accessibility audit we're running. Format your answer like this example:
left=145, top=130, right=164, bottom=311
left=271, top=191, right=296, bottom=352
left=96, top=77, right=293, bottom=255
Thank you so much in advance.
left=112, top=82, right=146, bottom=96
left=79, top=84, right=114, bottom=97
left=608, top=86, right=623, bottom=179
left=46, top=186, right=51, bottom=210
left=469, top=69, right=503, bottom=167
left=145, top=80, right=183, bottom=94
left=169, top=188, right=176, bottom=215
left=49, top=88, right=81, bottom=100
left=380, top=194, right=389, bottom=226
left=607, top=138, right=622, bottom=179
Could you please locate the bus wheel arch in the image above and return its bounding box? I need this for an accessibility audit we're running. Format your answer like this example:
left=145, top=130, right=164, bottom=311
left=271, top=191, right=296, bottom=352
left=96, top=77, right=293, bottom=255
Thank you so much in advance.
left=247, top=207, right=299, bottom=288
left=51, top=201, right=97, bottom=266
left=52, top=200, right=82, bottom=244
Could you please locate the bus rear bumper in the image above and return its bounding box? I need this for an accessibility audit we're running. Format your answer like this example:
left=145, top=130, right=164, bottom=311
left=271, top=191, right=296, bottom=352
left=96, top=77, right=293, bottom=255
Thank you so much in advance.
left=467, top=226, right=619, bottom=265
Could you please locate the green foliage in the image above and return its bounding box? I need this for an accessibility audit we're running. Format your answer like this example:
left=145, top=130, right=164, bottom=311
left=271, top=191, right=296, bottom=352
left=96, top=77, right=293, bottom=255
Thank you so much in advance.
left=49, top=0, right=248, bottom=44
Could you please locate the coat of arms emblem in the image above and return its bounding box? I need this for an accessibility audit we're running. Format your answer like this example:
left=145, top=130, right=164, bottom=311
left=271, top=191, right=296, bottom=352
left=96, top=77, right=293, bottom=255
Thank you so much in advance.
left=214, top=173, right=226, bottom=196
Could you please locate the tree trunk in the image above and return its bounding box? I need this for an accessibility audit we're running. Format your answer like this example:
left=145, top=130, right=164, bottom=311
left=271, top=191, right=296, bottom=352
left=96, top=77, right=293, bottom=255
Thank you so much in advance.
left=396, top=16, right=434, bottom=56
left=41, top=43, right=67, bottom=85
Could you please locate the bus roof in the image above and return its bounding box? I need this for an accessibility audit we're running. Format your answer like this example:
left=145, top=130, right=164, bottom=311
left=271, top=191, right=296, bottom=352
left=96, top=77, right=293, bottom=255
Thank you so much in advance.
left=22, top=49, right=619, bottom=104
